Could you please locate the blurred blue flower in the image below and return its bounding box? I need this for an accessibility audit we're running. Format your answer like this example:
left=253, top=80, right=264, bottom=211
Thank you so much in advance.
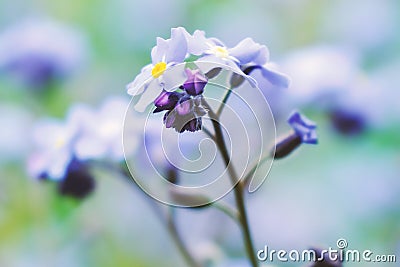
left=280, top=46, right=376, bottom=135
left=0, top=18, right=88, bottom=88
left=126, top=27, right=188, bottom=112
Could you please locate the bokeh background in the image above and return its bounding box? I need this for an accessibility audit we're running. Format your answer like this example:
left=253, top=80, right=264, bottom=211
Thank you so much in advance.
left=0, top=0, right=399, bottom=266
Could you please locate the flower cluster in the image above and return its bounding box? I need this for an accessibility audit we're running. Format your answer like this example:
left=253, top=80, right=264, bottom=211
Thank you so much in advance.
left=126, top=27, right=290, bottom=132
left=27, top=96, right=137, bottom=198
left=153, top=68, right=208, bottom=132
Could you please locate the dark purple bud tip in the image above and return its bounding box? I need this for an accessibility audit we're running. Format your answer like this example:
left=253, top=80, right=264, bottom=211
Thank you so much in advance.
left=58, top=161, right=95, bottom=199
left=182, top=68, right=208, bottom=96
left=154, top=90, right=183, bottom=113
left=288, top=111, right=318, bottom=144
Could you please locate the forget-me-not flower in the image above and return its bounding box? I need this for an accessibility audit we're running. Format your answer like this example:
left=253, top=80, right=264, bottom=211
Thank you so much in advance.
left=127, top=27, right=189, bottom=112
left=27, top=105, right=89, bottom=180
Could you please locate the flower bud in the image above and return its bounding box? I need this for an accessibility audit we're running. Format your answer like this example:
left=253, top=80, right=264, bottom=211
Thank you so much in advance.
left=182, top=68, right=208, bottom=96
left=272, top=111, right=318, bottom=159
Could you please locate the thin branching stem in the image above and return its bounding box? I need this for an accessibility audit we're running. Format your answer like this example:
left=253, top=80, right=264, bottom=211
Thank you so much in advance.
left=202, top=100, right=259, bottom=267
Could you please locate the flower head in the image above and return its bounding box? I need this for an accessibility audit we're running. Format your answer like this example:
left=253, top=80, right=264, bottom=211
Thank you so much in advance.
left=127, top=27, right=189, bottom=112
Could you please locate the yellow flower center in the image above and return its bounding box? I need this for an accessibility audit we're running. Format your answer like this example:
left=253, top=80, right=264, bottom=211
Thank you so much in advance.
left=55, top=136, right=66, bottom=149
left=211, top=46, right=229, bottom=58
left=151, top=62, right=167, bottom=78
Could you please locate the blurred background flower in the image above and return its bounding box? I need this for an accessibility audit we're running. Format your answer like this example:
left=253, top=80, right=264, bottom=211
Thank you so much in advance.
left=0, top=0, right=399, bottom=266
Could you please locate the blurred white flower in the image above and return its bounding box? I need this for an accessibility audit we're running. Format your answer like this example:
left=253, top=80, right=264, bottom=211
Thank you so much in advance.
left=74, top=96, right=139, bottom=161
left=27, top=106, right=87, bottom=180
left=0, top=18, right=88, bottom=88
left=27, top=96, right=137, bottom=180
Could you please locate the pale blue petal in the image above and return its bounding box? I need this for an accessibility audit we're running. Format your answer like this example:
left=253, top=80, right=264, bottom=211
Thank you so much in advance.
left=252, top=45, right=269, bottom=65
left=151, top=37, right=168, bottom=63
left=184, top=29, right=209, bottom=55
left=134, top=80, right=162, bottom=112
left=261, top=65, right=291, bottom=88
left=166, top=28, right=187, bottom=63
left=229, top=38, right=264, bottom=65
left=161, top=63, right=186, bottom=91
left=48, top=149, right=72, bottom=180
left=74, top=135, right=107, bottom=160
left=126, top=65, right=152, bottom=96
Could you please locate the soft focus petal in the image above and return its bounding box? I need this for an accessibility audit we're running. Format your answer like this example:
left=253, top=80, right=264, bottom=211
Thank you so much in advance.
left=165, top=27, right=188, bottom=63
left=151, top=37, right=168, bottom=63
left=229, top=38, right=265, bottom=65
left=74, top=136, right=108, bottom=160
left=126, top=64, right=152, bottom=96
left=161, top=63, right=187, bottom=91
left=134, top=80, right=163, bottom=112
left=260, top=64, right=291, bottom=88
left=183, top=29, right=209, bottom=55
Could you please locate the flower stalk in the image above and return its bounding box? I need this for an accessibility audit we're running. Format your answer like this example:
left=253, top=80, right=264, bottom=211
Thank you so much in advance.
left=204, top=99, right=259, bottom=267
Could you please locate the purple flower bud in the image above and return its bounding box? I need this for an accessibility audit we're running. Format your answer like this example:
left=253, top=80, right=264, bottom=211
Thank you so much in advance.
left=288, top=111, right=318, bottom=144
left=154, top=90, right=183, bottom=113
left=182, top=68, right=208, bottom=96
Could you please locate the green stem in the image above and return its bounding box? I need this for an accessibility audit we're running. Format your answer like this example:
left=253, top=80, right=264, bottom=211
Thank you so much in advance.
left=167, top=209, right=203, bottom=267
left=216, top=88, right=233, bottom=117
left=203, top=103, right=259, bottom=267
